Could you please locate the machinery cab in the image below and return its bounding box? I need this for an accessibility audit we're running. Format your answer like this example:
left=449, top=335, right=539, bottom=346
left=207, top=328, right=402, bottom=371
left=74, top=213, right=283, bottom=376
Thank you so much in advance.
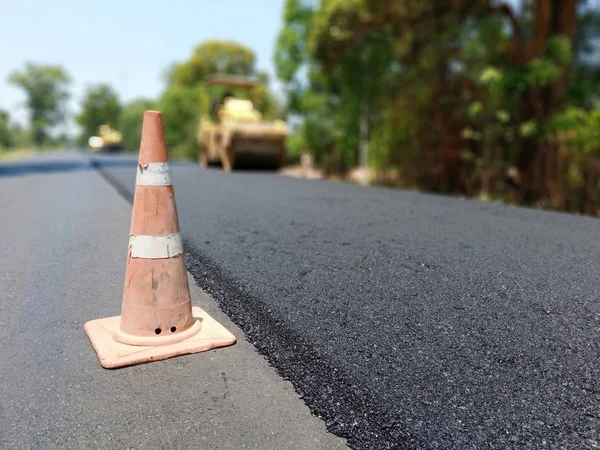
left=218, top=98, right=263, bottom=123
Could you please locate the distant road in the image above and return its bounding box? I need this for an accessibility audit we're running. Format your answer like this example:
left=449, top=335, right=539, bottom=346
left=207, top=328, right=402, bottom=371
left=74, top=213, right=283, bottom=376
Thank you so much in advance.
left=95, top=154, right=600, bottom=450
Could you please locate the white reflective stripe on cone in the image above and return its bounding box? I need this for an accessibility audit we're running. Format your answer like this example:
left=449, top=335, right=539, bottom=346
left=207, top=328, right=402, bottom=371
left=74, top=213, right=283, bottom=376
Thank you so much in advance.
left=136, top=162, right=172, bottom=186
left=129, top=233, right=183, bottom=259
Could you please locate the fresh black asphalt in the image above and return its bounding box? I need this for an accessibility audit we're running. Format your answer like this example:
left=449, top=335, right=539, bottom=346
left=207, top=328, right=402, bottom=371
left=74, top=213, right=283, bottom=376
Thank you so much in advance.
left=96, top=156, right=600, bottom=450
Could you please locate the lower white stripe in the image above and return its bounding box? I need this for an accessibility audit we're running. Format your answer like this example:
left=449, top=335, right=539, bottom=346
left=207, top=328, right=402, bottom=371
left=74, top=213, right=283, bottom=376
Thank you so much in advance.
left=129, top=233, right=183, bottom=259
left=136, top=162, right=172, bottom=186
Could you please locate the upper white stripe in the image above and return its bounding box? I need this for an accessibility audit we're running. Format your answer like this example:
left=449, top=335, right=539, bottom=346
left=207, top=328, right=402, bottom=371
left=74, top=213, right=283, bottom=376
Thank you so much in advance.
left=136, top=162, right=172, bottom=186
left=129, top=233, right=183, bottom=259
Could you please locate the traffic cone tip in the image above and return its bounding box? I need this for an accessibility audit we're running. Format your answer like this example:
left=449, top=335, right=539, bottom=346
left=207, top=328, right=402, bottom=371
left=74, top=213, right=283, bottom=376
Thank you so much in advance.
left=139, top=110, right=167, bottom=164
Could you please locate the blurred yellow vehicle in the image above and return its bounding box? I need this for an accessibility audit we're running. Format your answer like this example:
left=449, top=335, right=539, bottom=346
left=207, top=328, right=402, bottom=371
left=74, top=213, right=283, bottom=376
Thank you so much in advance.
left=197, top=74, right=288, bottom=171
left=88, top=124, right=124, bottom=153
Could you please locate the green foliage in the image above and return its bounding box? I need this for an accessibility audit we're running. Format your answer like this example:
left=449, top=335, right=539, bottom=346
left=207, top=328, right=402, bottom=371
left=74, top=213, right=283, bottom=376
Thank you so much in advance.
left=9, top=123, right=33, bottom=149
left=0, top=110, right=15, bottom=149
left=526, top=58, right=562, bottom=87
left=119, top=98, right=155, bottom=151
left=157, top=85, right=202, bottom=160
left=275, top=0, right=314, bottom=86
left=76, top=84, right=121, bottom=146
left=275, top=0, right=321, bottom=116
left=369, top=99, right=419, bottom=172
left=285, top=127, right=307, bottom=162
left=303, top=114, right=336, bottom=165
left=274, top=0, right=313, bottom=84
left=168, top=41, right=256, bottom=87
left=552, top=104, right=600, bottom=153
left=519, top=120, right=538, bottom=138
left=274, top=0, right=600, bottom=213
left=546, top=102, right=600, bottom=213
left=545, top=36, right=573, bottom=66
left=480, top=67, right=503, bottom=86
left=8, top=62, right=71, bottom=147
left=276, top=0, right=397, bottom=171
left=2, top=0, right=598, bottom=216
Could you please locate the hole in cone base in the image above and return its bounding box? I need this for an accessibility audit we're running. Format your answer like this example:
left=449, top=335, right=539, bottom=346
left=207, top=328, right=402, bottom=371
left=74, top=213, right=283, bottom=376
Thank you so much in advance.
left=113, top=319, right=202, bottom=347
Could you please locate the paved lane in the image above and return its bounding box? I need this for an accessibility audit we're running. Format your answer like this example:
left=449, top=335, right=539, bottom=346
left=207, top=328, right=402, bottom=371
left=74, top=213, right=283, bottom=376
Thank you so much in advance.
left=0, top=153, right=347, bottom=450
left=96, top=155, right=600, bottom=450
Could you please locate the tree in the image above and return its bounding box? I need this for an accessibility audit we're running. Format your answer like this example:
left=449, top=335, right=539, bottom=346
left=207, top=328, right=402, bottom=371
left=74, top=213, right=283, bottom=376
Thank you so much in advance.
left=309, top=0, right=396, bottom=173
left=274, top=0, right=315, bottom=104
left=0, top=109, right=15, bottom=149
left=168, top=40, right=256, bottom=87
left=274, top=0, right=600, bottom=205
left=76, top=84, right=121, bottom=146
left=9, top=123, right=33, bottom=149
left=8, top=62, right=71, bottom=147
left=118, top=98, right=155, bottom=151
left=274, top=0, right=340, bottom=169
left=157, top=85, right=202, bottom=160
left=354, top=0, right=583, bottom=199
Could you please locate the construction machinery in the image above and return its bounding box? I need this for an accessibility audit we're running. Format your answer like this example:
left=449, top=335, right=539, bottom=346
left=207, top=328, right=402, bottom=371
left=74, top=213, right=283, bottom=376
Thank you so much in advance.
left=197, top=74, right=288, bottom=171
left=88, top=124, right=124, bottom=153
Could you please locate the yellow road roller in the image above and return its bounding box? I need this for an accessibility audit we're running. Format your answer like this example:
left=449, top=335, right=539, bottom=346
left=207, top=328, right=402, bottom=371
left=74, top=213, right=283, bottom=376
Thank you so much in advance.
left=197, top=74, right=288, bottom=171
left=88, top=124, right=124, bottom=153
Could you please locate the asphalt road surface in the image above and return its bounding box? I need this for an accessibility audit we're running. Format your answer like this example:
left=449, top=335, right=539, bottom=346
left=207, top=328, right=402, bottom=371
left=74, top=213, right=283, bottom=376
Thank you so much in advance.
left=93, top=153, right=600, bottom=450
left=0, top=153, right=347, bottom=450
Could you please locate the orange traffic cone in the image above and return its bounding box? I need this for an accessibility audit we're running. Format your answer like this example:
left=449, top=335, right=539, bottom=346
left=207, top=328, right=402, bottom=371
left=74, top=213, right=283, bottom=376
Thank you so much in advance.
left=85, top=110, right=236, bottom=369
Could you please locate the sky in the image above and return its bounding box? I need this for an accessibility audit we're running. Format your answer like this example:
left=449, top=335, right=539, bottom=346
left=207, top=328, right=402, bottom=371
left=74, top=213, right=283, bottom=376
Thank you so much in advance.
left=0, top=0, right=285, bottom=130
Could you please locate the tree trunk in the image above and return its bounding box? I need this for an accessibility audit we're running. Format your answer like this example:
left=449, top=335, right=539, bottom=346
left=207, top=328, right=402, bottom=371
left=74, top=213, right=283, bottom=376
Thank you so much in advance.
left=516, top=0, right=579, bottom=204
left=358, top=102, right=369, bottom=185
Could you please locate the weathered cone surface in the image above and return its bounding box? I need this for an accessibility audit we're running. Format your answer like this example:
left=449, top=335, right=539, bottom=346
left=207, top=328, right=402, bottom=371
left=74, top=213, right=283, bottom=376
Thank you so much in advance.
left=84, top=110, right=236, bottom=369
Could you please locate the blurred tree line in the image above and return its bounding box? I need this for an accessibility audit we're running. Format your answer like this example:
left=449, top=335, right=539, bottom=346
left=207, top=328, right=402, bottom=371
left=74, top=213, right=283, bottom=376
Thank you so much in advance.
left=1, top=62, right=71, bottom=150
left=2, top=41, right=280, bottom=161
left=3, top=0, right=599, bottom=215
left=275, top=0, right=600, bottom=214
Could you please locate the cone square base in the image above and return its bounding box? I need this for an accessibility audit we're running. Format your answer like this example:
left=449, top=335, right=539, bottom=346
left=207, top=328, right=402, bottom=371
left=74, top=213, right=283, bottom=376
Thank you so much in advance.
left=84, top=307, right=236, bottom=369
